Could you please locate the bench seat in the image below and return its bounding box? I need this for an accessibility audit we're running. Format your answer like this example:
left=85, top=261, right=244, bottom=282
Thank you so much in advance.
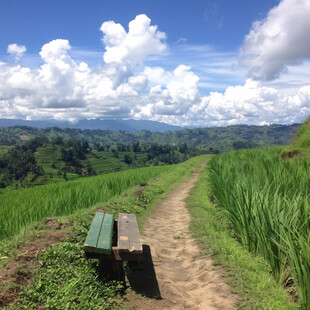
left=84, top=212, right=143, bottom=261
left=84, top=212, right=114, bottom=255
left=118, top=213, right=143, bottom=256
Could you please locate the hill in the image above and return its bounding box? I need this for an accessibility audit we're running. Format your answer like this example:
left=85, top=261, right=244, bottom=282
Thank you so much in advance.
left=282, top=117, right=310, bottom=159
left=0, top=123, right=300, bottom=153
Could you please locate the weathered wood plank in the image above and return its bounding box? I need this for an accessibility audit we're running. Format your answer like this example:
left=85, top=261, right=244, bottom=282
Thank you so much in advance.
left=84, top=212, right=104, bottom=253
left=118, top=213, right=143, bottom=254
left=97, top=213, right=114, bottom=254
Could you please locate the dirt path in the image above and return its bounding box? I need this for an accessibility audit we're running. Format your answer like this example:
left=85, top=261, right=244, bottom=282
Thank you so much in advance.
left=125, top=165, right=240, bottom=309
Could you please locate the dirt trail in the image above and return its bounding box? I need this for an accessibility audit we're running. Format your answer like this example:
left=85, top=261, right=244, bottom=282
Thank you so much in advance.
left=125, top=165, right=240, bottom=310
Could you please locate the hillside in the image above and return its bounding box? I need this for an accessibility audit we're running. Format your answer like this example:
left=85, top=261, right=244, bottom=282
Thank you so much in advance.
left=0, top=156, right=297, bottom=309
left=0, top=123, right=299, bottom=153
left=282, top=117, right=310, bottom=159
left=0, top=136, right=201, bottom=191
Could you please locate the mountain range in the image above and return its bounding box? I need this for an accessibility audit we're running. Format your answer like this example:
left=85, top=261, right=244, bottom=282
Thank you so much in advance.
left=0, top=118, right=184, bottom=132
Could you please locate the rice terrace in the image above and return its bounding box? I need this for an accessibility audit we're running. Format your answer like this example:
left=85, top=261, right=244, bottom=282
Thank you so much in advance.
left=1, top=0, right=310, bottom=309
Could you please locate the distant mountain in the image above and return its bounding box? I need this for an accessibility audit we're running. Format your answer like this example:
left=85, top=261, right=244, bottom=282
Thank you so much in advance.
left=0, top=118, right=183, bottom=132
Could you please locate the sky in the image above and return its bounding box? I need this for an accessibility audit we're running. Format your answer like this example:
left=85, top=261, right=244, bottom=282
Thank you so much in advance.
left=0, top=0, right=310, bottom=127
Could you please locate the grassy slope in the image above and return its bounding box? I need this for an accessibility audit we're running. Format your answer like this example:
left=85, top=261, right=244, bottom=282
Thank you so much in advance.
left=1, top=163, right=181, bottom=240
left=2, top=152, right=302, bottom=309
left=187, top=164, right=299, bottom=310
left=282, top=117, right=310, bottom=159
left=2, top=155, right=207, bottom=309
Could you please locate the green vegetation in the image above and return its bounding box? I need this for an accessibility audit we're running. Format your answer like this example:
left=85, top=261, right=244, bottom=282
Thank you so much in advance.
left=208, top=147, right=310, bottom=308
left=0, top=134, right=204, bottom=191
left=282, top=117, right=310, bottom=160
left=0, top=145, right=44, bottom=189
left=3, top=156, right=206, bottom=309
left=15, top=242, right=124, bottom=309
left=0, top=123, right=299, bottom=152
left=0, top=164, right=175, bottom=240
left=187, top=164, right=298, bottom=309
left=0, top=145, right=13, bottom=156
left=0, top=119, right=308, bottom=309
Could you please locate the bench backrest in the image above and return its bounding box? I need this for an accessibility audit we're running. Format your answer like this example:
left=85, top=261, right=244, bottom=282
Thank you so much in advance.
left=84, top=212, right=114, bottom=255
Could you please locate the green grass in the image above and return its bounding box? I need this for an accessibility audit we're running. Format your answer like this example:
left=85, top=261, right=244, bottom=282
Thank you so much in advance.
left=208, top=147, right=310, bottom=309
left=4, top=155, right=207, bottom=309
left=282, top=117, right=310, bottom=159
left=0, top=156, right=207, bottom=241
left=187, top=164, right=299, bottom=309
left=0, top=165, right=171, bottom=240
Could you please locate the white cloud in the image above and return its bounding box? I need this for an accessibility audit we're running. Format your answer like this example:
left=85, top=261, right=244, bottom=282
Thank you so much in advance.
left=100, top=14, right=167, bottom=67
left=0, top=14, right=309, bottom=127
left=7, top=43, right=27, bottom=61
left=240, top=0, right=310, bottom=81
left=128, top=74, right=148, bottom=90
left=186, top=80, right=310, bottom=126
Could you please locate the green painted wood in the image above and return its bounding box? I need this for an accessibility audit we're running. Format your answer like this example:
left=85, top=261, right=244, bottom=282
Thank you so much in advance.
left=84, top=212, right=104, bottom=253
left=97, top=213, right=114, bottom=255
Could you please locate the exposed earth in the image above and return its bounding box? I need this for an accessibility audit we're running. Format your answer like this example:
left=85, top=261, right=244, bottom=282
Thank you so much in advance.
left=124, top=166, right=240, bottom=309
left=0, top=165, right=240, bottom=309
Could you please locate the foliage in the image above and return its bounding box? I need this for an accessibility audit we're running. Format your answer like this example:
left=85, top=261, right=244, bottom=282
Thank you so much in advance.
left=0, top=123, right=299, bottom=152
left=0, top=134, right=205, bottom=190
left=0, top=147, right=44, bottom=189
left=282, top=117, right=310, bottom=160
left=208, top=147, right=310, bottom=308
left=7, top=236, right=124, bottom=310
left=0, top=158, right=204, bottom=240
left=4, top=155, right=206, bottom=309
left=187, top=164, right=299, bottom=309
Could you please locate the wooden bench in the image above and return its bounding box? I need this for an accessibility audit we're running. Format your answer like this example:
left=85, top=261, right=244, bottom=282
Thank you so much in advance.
left=84, top=212, right=143, bottom=262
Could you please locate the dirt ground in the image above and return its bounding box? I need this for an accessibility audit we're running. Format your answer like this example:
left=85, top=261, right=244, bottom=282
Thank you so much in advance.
left=124, top=166, right=241, bottom=310
left=0, top=165, right=240, bottom=309
left=0, top=219, right=71, bottom=307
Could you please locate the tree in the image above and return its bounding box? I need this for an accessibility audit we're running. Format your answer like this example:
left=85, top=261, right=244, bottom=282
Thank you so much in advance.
left=133, top=141, right=141, bottom=152
left=51, top=136, right=64, bottom=146
left=85, top=161, right=96, bottom=176
left=117, top=143, right=127, bottom=152
left=124, top=154, right=132, bottom=165
left=112, top=149, right=119, bottom=158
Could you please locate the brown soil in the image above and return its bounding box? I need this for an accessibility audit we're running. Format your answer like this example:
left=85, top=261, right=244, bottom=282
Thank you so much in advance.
left=0, top=219, right=72, bottom=307
left=124, top=166, right=241, bottom=309
left=281, top=150, right=299, bottom=159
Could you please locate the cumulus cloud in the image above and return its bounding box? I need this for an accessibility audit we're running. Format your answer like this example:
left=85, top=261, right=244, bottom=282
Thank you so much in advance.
left=240, top=0, right=310, bottom=81
left=100, top=14, right=167, bottom=67
left=0, top=14, right=309, bottom=127
left=7, top=43, right=27, bottom=61
left=133, top=78, right=310, bottom=126
left=0, top=15, right=168, bottom=122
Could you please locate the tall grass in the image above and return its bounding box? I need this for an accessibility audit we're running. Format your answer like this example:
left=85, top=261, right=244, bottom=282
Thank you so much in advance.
left=208, top=147, right=310, bottom=309
left=0, top=165, right=171, bottom=240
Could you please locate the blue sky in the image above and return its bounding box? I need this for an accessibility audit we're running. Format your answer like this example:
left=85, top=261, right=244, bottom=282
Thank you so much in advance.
left=0, top=0, right=309, bottom=126
left=0, top=0, right=277, bottom=52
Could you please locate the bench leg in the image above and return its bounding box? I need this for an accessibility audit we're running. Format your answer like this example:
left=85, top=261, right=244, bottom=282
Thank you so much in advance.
left=99, top=260, right=124, bottom=282
left=112, top=261, right=124, bottom=281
